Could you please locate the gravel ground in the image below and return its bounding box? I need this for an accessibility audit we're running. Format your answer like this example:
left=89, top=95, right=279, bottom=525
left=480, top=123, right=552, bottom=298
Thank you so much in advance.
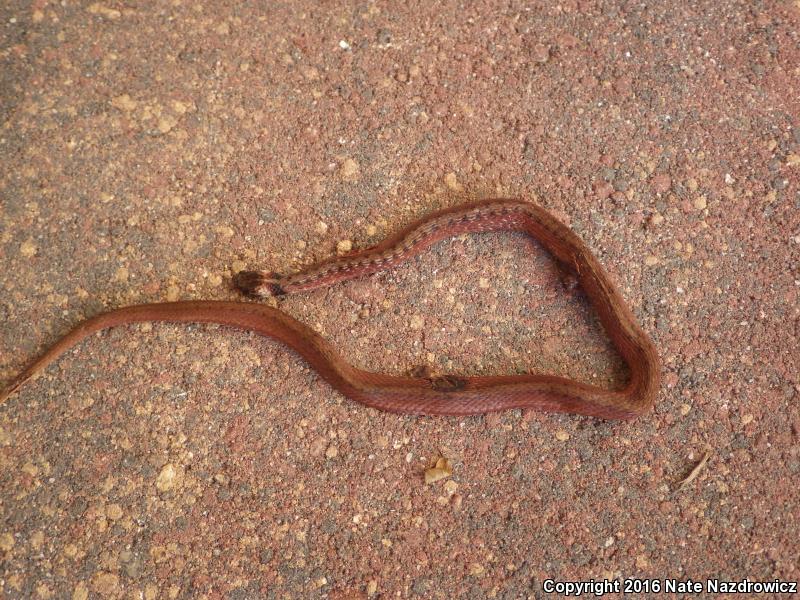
left=1, top=1, right=798, bottom=598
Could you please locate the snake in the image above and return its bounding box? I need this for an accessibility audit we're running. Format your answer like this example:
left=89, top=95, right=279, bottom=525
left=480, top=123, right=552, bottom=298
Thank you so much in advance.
left=0, top=199, right=659, bottom=419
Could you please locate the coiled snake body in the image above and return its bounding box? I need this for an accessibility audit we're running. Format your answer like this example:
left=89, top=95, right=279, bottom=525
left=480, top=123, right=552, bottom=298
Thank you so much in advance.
left=0, top=200, right=659, bottom=419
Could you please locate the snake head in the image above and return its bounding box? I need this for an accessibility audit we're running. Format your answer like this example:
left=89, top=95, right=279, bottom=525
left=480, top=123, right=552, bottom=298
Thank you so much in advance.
left=233, top=271, right=286, bottom=297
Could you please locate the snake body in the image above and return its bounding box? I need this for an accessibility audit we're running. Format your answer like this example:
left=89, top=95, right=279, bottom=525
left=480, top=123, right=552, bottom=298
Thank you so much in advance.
left=0, top=199, right=659, bottom=419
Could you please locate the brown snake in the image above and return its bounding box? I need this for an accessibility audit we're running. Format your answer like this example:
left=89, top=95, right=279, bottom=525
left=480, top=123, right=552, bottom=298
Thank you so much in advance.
left=0, top=199, right=659, bottom=419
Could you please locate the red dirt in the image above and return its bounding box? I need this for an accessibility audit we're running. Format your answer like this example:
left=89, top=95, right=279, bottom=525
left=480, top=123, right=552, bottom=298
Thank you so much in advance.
left=1, top=1, right=798, bottom=598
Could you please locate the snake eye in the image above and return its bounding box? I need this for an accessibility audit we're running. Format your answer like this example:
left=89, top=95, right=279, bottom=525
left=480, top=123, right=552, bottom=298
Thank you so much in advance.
left=429, top=375, right=467, bottom=392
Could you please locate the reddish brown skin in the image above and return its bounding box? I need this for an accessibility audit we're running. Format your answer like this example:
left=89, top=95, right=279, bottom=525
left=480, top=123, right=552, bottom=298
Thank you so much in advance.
left=0, top=199, right=659, bottom=419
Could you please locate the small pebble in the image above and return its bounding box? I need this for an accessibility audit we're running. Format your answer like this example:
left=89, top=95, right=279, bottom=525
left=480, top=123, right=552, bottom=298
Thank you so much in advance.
left=593, top=181, right=614, bottom=199
left=20, top=239, right=38, bottom=257
left=301, top=65, right=319, bottom=80
left=111, top=94, right=137, bottom=112
left=73, top=583, right=89, bottom=600
left=92, top=572, right=119, bottom=596
left=444, top=172, right=463, bottom=191
left=87, top=3, right=121, bottom=19
left=651, top=173, right=671, bottom=194
left=531, top=44, right=550, bottom=63
left=340, top=158, right=360, bottom=179
left=157, top=115, right=178, bottom=134
left=0, top=533, right=14, bottom=551
left=156, top=464, right=177, bottom=492
left=772, top=177, right=787, bottom=190
left=165, top=285, right=180, bottom=302
left=337, top=240, right=352, bottom=254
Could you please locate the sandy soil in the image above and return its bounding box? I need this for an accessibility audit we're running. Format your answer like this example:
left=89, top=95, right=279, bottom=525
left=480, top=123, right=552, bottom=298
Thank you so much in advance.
left=1, top=1, right=798, bottom=598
